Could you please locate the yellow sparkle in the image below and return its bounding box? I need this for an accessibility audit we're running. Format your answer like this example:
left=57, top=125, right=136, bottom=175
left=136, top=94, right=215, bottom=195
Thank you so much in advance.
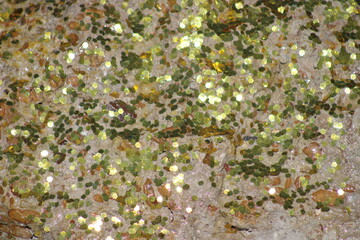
left=111, top=216, right=121, bottom=224
left=291, top=68, right=298, bottom=75
left=191, top=16, right=202, bottom=28
left=271, top=26, right=279, bottom=32
left=113, top=23, right=123, bottom=33
left=327, top=117, right=333, bottom=123
left=109, top=167, right=117, bottom=175
left=269, top=114, right=275, bottom=122
left=176, top=186, right=183, bottom=193
left=244, top=58, right=252, bottom=65
left=277, top=6, right=285, bottom=13
left=78, top=216, right=86, bottom=224
left=44, top=32, right=51, bottom=40
left=333, top=122, right=343, bottom=129
left=235, top=2, right=244, bottom=9
left=169, top=165, right=179, bottom=172
left=325, top=61, right=332, bottom=68
left=331, top=134, right=340, bottom=140
left=296, top=114, right=304, bottom=121
left=98, top=131, right=107, bottom=141
left=216, top=87, right=224, bottom=95
left=172, top=173, right=184, bottom=185
left=320, top=82, right=327, bottom=90
left=247, top=76, right=254, bottom=83
left=110, top=192, right=117, bottom=199
left=346, top=6, right=355, bottom=14
left=103, top=87, right=110, bottom=94
left=180, top=18, right=188, bottom=28
left=205, top=82, right=214, bottom=88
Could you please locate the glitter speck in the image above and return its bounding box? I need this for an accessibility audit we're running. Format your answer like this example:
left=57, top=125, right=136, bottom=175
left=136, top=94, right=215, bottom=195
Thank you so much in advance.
left=46, top=176, right=53, bottom=182
left=299, top=49, right=305, bottom=56
left=291, top=68, right=298, bottom=75
left=269, top=188, right=276, bottom=195
left=176, top=186, right=183, bottom=193
left=41, top=150, right=49, bottom=157
left=337, top=189, right=345, bottom=196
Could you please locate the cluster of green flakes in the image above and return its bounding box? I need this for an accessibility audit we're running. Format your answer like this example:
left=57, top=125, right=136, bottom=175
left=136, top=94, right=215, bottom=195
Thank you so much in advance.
left=0, top=0, right=359, bottom=239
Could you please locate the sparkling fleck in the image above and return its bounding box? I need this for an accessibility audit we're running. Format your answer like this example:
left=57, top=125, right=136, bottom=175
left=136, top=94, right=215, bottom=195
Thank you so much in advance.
left=41, top=150, right=49, bottom=157
left=46, top=176, right=53, bottom=182
left=299, top=50, right=305, bottom=56
left=291, top=68, right=298, bottom=75
left=269, top=188, right=276, bottom=195
left=337, top=189, right=345, bottom=196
